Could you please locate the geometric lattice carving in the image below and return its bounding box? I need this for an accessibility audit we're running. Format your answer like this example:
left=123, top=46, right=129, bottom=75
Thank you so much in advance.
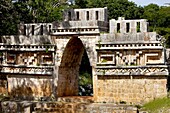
left=136, top=51, right=142, bottom=57
left=1, top=66, right=53, bottom=75
left=19, top=53, right=37, bottom=66
left=96, top=66, right=168, bottom=75
left=99, top=49, right=163, bottom=66
left=116, top=51, right=139, bottom=66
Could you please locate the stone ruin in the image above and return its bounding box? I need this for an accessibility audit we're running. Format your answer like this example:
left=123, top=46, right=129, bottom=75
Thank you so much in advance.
left=0, top=7, right=169, bottom=106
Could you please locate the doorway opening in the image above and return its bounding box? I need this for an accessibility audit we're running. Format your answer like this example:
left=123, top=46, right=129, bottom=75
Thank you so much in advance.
left=57, top=36, right=93, bottom=97
left=79, top=50, right=93, bottom=96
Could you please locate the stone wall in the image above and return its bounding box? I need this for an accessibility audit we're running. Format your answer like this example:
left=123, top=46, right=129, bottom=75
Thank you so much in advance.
left=0, top=101, right=138, bottom=113
left=63, top=7, right=108, bottom=21
left=0, top=7, right=169, bottom=105
left=18, top=23, right=52, bottom=36
left=0, top=35, right=52, bottom=44
left=109, top=17, right=147, bottom=33
left=0, top=79, right=7, bottom=95
left=7, top=76, right=53, bottom=100
left=96, top=75, right=167, bottom=104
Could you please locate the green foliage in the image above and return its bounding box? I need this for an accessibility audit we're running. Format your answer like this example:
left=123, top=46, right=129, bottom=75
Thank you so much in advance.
left=1, top=0, right=170, bottom=47
left=143, top=5, right=170, bottom=47
left=79, top=51, right=92, bottom=86
left=101, top=59, right=107, bottom=63
left=74, top=0, right=88, bottom=8
left=97, top=40, right=102, bottom=49
left=157, top=6, right=170, bottom=28
left=0, top=0, right=65, bottom=35
left=0, top=0, right=18, bottom=35
left=75, top=0, right=144, bottom=20
left=27, top=0, right=64, bottom=23
left=79, top=72, right=92, bottom=86
left=142, top=4, right=159, bottom=28
left=45, top=47, right=49, bottom=53
left=142, top=97, right=170, bottom=113
left=0, top=52, right=3, bottom=56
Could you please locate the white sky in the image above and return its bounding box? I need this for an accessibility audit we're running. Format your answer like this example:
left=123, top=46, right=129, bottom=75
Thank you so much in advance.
left=129, top=0, right=170, bottom=6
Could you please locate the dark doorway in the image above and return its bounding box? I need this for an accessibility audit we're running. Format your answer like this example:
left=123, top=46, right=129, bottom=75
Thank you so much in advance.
left=57, top=36, right=93, bottom=97
left=79, top=50, right=93, bottom=96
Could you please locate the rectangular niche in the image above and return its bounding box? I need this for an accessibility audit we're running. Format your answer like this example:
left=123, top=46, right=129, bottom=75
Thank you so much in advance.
left=7, top=52, right=16, bottom=64
left=41, top=53, right=53, bottom=66
left=98, top=54, right=115, bottom=65
left=145, top=53, right=162, bottom=65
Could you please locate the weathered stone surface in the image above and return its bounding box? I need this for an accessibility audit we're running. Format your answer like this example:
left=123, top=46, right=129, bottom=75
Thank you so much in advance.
left=0, top=79, right=7, bottom=94
left=0, top=7, right=169, bottom=105
left=7, top=76, right=52, bottom=100
left=33, top=101, right=137, bottom=113
left=1, top=35, right=52, bottom=45
left=96, top=75, right=167, bottom=104
left=1, top=101, right=33, bottom=113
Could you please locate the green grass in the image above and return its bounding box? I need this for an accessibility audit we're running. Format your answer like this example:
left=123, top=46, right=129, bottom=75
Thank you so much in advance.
left=142, top=97, right=170, bottom=113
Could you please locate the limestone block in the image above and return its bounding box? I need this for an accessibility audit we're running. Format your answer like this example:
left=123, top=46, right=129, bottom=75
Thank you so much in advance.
left=0, top=80, right=7, bottom=94
left=7, top=76, right=52, bottom=100
left=1, top=35, right=52, bottom=45
left=96, top=75, right=167, bottom=104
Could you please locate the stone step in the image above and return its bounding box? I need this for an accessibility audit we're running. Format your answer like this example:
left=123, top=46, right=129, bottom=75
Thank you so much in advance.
left=57, top=96, right=94, bottom=103
left=33, top=101, right=138, bottom=113
left=34, top=107, right=74, bottom=113
left=35, top=102, right=76, bottom=109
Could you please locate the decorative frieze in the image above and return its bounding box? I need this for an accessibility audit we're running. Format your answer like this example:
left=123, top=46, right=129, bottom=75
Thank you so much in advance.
left=0, top=44, right=56, bottom=51
left=96, top=65, right=168, bottom=76
left=0, top=44, right=55, bottom=76
left=96, top=43, right=163, bottom=50
left=51, top=27, right=100, bottom=36
left=97, top=50, right=164, bottom=66
left=0, top=65, right=53, bottom=75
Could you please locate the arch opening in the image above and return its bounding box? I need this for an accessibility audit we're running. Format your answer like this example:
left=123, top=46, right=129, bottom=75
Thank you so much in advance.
left=57, top=36, right=93, bottom=97
left=79, top=50, right=93, bottom=96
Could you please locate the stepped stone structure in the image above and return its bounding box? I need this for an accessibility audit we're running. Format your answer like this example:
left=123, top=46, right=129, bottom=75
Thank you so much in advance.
left=0, top=7, right=169, bottom=105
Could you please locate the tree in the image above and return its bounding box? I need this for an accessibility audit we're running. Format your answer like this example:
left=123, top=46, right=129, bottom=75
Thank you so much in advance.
left=142, top=4, right=160, bottom=29
left=74, top=0, right=143, bottom=20
left=25, top=0, right=64, bottom=23
left=0, top=0, right=17, bottom=35
left=74, top=0, right=88, bottom=8
left=0, top=0, right=66, bottom=35
left=106, top=0, right=143, bottom=19
left=13, top=1, right=32, bottom=23
left=157, top=6, right=170, bottom=28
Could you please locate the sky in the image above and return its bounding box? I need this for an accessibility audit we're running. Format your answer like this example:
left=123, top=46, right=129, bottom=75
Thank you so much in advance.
left=129, top=0, right=170, bottom=6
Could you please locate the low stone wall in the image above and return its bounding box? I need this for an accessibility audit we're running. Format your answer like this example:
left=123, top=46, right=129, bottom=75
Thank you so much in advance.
left=96, top=75, right=167, bottom=104
left=0, top=101, right=138, bottom=113
left=0, top=80, right=7, bottom=95
left=7, top=76, right=53, bottom=100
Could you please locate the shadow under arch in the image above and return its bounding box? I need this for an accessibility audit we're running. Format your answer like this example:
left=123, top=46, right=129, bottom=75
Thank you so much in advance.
left=57, top=36, right=92, bottom=96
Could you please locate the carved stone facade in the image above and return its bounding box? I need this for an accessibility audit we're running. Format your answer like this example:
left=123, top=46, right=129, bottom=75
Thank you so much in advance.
left=95, top=17, right=168, bottom=103
left=0, top=7, right=169, bottom=104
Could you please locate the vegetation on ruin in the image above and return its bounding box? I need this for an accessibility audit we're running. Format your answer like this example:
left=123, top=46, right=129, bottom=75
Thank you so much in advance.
left=74, top=0, right=170, bottom=47
left=1, top=0, right=169, bottom=46
left=141, top=97, right=170, bottom=113
left=1, top=0, right=169, bottom=45
left=0, top=0, right=65, bottom=35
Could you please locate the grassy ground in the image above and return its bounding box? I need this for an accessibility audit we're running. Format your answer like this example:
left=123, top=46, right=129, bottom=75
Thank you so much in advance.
left=141, top=97, right=170, bottom=113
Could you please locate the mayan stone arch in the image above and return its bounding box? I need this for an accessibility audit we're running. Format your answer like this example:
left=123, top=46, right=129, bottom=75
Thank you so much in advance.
left=55, top=35, right=97, bottom=96
left=0, top=7, right=170, bottom=104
